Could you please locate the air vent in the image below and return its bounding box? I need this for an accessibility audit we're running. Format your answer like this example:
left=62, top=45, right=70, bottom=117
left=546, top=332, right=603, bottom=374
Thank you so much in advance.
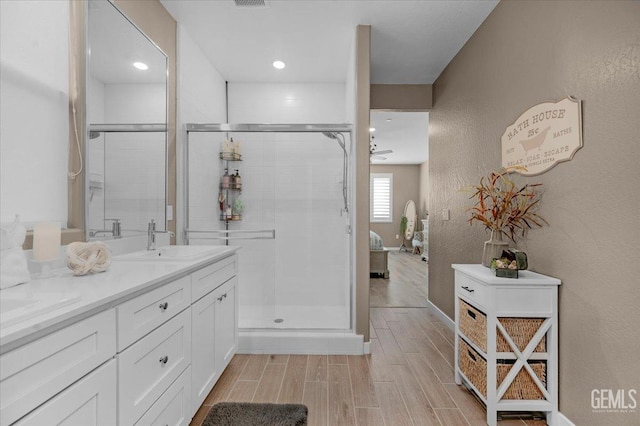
left=234, top=0, right=270, bottom=7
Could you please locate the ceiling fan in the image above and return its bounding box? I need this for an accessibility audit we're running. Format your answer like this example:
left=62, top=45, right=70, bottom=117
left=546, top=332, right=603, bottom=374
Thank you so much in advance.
left=370, top=136, right=393, bottom=160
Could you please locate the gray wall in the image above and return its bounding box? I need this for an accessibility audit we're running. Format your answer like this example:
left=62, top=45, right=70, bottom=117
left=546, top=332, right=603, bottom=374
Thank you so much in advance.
left=428, top=1, right=640, bottom=424
left=370, top=164, right=420, bottom=246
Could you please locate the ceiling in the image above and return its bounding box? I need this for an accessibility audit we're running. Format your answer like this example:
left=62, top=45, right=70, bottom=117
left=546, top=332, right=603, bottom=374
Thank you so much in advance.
left=89, top=0, right=167, bottom=84
left=160, top=0, right=498, bottom=84
left=159, top=0, right=497, bottom=165
left=370, top=111, right=429, bottom=164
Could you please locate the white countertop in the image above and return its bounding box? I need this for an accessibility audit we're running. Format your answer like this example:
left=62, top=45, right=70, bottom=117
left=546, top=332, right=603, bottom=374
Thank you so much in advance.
left=0, top=246, right=238, bottom=354
left=452, top=264, right=561, bottom=286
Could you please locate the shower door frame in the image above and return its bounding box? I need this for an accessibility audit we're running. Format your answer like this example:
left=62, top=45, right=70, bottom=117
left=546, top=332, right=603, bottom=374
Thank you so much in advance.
left=183, top=123, right=354, bottom=332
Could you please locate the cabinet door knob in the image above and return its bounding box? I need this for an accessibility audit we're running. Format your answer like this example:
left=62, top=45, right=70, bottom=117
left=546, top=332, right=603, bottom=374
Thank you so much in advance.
left=159, top=356, right=169, bottom=365
left=159, top=302, right=169, bottom=311
left=461, top=286, right=474, bottom=293
left=222, top=293, right=227, bottom=299
left=217, top=296, right=224, bottom=302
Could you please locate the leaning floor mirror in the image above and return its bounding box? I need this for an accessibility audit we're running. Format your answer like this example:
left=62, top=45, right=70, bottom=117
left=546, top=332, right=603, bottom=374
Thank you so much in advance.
left=86, top=0, right=168, bottom=240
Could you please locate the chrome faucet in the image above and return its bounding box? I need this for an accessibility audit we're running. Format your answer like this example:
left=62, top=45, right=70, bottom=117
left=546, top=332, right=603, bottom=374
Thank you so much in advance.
left=90, top=218, right=121, bottom=238
left=147, top=219, right=174, bottom=250
left=147, top=219, right=157, bottom=250
left=105, top=219, right=121, bottom=238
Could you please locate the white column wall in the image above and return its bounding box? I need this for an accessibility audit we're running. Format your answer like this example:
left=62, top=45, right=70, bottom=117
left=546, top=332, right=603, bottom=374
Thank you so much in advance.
left=0, top=0, right=69, bottom=227
left=176, top=25, right=227, bottom=245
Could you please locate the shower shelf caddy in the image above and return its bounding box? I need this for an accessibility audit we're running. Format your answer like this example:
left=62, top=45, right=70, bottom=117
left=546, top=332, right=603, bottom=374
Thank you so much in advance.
left=183, top=123, right=351, bottom=246
left=219, top=150, right=243, bottom=222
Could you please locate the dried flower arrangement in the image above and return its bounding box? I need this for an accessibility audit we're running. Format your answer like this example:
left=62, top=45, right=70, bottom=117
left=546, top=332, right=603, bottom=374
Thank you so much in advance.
left=464, top=166, right=548, bottom=243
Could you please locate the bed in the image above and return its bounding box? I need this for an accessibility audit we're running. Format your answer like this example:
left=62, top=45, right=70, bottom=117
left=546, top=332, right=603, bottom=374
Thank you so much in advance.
left=370, top=231, right=389, bottom=278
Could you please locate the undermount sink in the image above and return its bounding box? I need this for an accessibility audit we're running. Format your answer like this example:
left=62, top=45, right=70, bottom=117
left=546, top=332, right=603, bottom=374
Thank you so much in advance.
left=0, top=294, right=81, bottom=329
left=114, top=245, right=229, bottom=262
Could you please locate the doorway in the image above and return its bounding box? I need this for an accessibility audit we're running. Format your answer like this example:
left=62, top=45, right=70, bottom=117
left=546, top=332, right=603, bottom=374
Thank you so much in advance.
left=368, top=110, right=429, bottom=308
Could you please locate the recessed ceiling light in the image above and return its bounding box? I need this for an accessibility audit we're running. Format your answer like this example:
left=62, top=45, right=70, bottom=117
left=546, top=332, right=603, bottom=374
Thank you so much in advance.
left=369, top=127, right=376, bottom=132
left=386, top=118, right=392, bottom=122
left=133, top=62, right=148, bottom=70
left=273, top=60, right=286, bottom=70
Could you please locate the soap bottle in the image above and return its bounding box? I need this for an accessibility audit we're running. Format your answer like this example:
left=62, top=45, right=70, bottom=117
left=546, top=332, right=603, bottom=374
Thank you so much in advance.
left=229, top=137, right=236, bottom=157
left=226, top=204, right=232, bottom=219
left=222, top=168, right=230, bottom=187
left=234, top=170, right=241, bottom=188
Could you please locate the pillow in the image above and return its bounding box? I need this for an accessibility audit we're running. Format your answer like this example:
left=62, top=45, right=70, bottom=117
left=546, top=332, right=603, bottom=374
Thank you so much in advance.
left=370, top=231, right=384, bottom=250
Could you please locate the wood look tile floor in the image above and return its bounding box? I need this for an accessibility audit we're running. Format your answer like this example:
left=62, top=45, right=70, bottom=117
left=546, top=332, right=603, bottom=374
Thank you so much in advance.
left=189, top=307, right=548, bottom=426
left=370, top=251, right=429, bottom=308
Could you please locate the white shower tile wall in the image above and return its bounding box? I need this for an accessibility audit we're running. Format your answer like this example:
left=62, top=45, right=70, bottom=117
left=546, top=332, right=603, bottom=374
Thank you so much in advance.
left=87, top=81, right=167, bottom=235
left=225, top=83, right=350, bottom=329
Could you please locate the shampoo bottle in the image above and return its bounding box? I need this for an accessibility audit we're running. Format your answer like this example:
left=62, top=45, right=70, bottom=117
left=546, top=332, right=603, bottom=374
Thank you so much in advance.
left=222, top=168, right=230, bottom=187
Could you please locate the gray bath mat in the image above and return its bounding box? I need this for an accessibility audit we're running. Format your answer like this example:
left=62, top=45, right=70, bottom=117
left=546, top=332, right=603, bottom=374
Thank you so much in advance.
left=203, top=402, right=308, bottom=426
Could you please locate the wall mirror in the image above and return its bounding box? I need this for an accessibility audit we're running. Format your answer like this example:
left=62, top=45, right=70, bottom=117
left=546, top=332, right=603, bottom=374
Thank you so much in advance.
left=86, top=0, right=168, bottom=240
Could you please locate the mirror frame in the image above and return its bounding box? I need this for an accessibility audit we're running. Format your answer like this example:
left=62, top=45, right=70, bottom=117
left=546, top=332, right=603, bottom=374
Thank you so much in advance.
left=84, top=0, right=169, bottom=241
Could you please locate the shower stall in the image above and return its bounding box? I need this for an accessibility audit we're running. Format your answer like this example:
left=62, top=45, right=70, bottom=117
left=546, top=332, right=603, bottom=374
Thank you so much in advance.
left=184, top=123, right=359, bottom=353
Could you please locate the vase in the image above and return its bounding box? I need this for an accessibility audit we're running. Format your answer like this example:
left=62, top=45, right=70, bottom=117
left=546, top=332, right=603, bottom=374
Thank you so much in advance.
left=482, top=229, right=509, bottom=267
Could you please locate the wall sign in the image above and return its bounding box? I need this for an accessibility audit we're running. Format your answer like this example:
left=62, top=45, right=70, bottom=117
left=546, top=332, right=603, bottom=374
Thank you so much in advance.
left=502, top=97, right=582, bottom=176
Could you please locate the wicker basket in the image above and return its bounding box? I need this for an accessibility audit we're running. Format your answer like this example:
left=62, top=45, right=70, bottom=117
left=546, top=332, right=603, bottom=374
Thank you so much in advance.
left=458, top=337, right=547, bottom=400
left=497, top=318, right=546, bottom=353
left=497, top=360, right=547, bottom=400
left=459, top=337, right=488, bottom=397
left=459, top=299, right=546, bottom=353
left=459, top=299, right=487, bottom=352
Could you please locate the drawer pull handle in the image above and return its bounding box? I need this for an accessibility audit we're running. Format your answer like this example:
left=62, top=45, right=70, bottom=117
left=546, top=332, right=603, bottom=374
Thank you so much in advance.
left=159, top=302, right=169, bottom=311
left=467, top=309, right=476, bottom=319
left=467, top=350, right=477, bottom=362
left=159, top=356, right=169, bottom=365
left=461, top=286, right=474, bottom=293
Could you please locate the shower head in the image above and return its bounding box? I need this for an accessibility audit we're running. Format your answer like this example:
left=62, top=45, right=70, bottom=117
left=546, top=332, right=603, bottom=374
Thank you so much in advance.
left=323, top=131, right=346, bottom=152
left=322, top=131, right=338, bottom=140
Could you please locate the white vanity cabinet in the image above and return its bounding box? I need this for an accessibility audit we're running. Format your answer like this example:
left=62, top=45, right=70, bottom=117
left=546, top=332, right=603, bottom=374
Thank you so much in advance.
left=0, top=249, right=238, bottom=426
left=191, top=256, right=238, bottom=413
left=0, top=309, right=116, bottom=426
left=117, top=308, right=192, bottom=425
left=452, top=264, right=560, bottom=426
left=14, top=360, right=117, bottom=426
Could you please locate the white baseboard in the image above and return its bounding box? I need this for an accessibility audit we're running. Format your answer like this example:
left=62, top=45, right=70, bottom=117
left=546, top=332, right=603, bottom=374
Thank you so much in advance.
left=426, top=298, right=455, bottom=332
left=557, top=412, right=575, bottom=426
left=363, top=341, right=371, bottom=354
left=239, top=331, right=364, bottom=355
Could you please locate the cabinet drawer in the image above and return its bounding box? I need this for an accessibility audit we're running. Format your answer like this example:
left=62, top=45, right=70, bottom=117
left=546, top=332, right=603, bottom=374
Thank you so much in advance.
left=191, top=255, right=237, bottom=302
left=459, top=299, right=487, bottom=352
left=117, top=275, right=191, bottom=350
left=455, top=271, right=489, bottom=308
left=118, top=308, right=191, bottom=426
left=15, top=359, right=117, bottom=426
left=135, top=366, right=191, bottom=426
left=0, top=309, right=116, bottom=426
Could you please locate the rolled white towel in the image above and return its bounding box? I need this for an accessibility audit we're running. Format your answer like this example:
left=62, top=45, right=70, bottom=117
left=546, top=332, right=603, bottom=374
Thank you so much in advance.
left=66, top=242, right=112, bottom=276
left=1, top=216, right=27, bottom=251
left=1, top=216, right=30, bottom=289
left=0, top=247, right=31, bottom=289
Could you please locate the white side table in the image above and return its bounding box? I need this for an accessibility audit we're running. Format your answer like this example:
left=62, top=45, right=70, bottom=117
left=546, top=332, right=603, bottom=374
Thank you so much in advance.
left=452, top=264, right=561, bottom=426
